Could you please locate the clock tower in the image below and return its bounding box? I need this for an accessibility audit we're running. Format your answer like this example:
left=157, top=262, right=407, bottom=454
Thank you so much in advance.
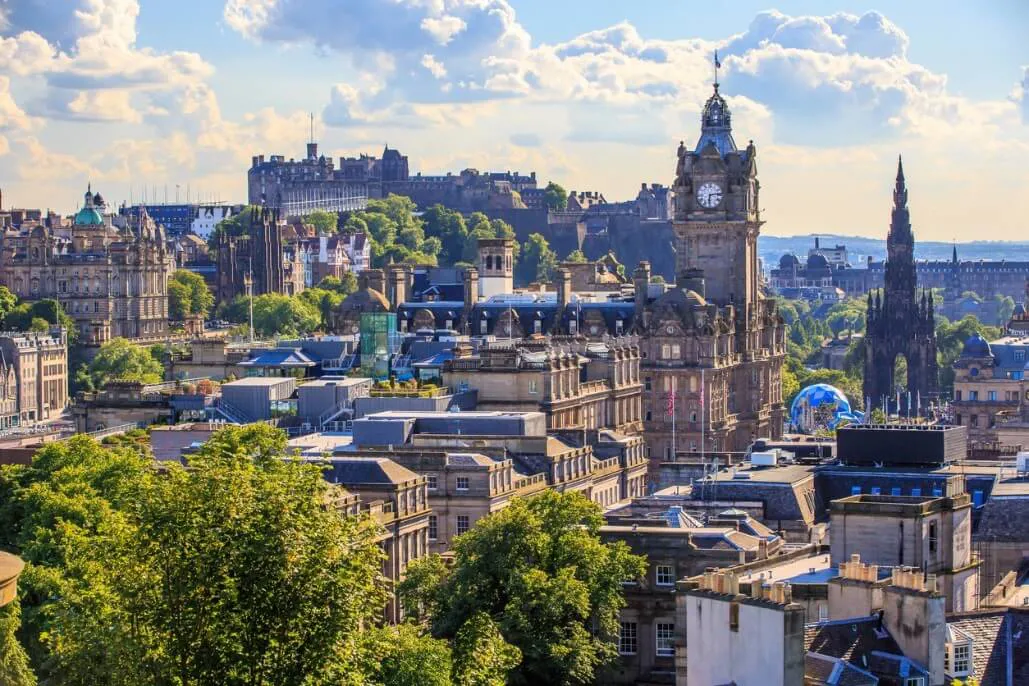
left=632, top=69, right=786, bottom=460
left=672, top=82, right=761, bottom=311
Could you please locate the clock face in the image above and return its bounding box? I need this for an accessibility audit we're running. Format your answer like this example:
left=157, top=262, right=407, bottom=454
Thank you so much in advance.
left=697, top=182, right=723, bottom=208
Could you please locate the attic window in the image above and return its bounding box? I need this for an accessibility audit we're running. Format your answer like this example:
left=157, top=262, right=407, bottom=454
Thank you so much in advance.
left=945, top=640, right=971, bottom=677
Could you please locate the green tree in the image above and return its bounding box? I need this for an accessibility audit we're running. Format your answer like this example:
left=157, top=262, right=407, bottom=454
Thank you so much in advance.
left=423, top=205, right=469, bottom=266
left=0, top=286, right=17, bottom=324
left=564, top=250, right=587, bottom=263
left=0, top=601, right=35, bottom=686
left=74, top=338, right=164, bottom=391
left=452, top=612, right=521, bottom=686
left=365, top=624, right=453, bottom=686
left=251, top=293, right=321, bottom=337
left=517, top=233, right=558, bottom=285
left=306, top=209, right=338, bottom=235
left=782, top=363, right=800, bottom=407
left=299, top=288, right=345, bottom=331
left=208, top=205, right=259, bottom=249
left=169, top=270, right=215, bottom=320
left=994, top=294, right=1015, bottom=324
left=28, top=317, right=49, bottom=333
left=316, top=273, right=358, bottom=296
left=543, top=182, right=568, bottom=211
left=412, top=490, right=645, bottom=686
left=31, top=425, right=387, bottom=685
left=5, top=299, right=74, bottom=338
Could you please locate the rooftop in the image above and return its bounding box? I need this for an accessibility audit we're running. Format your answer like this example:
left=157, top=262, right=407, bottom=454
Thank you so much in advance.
left=288, top=432, right=354, bottom=456
left=311, top=456, right=422, bottom=487
left=300, top=376, right=373, bottom=388
left=221, top=376, right=298, bottom=388
left=698, top=463, right=815, bottom=485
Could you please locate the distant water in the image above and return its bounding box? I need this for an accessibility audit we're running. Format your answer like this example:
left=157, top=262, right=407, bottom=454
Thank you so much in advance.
left=759, top=234, right=1029, bottom=267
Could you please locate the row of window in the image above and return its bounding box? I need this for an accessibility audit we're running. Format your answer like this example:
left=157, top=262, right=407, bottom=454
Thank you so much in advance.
left=427, top=514, right=470, bottom=541
left=618, top=622, right=675, bottom=657
left=955, top=389, right=1019, bottom=401
left=427, top=475, right=470, bottom=491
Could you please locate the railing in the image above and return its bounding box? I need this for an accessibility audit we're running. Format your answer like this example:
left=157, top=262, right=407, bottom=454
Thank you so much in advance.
left=322, top=354, right=357, bottom=371
left=87, top=423, right=140, bottom=440
left=318, top=402, right=352, bottom=427
left=214, top=399, right=250, bottom=424
left=369, top=386, right=447, bottom=399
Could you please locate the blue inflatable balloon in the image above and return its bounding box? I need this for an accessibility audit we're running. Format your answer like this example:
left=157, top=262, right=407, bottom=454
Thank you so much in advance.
left=789, top=383, right=864, bottom=433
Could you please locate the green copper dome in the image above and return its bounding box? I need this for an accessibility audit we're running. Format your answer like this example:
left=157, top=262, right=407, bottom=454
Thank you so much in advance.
left=74, top=206, right=104, bottom=226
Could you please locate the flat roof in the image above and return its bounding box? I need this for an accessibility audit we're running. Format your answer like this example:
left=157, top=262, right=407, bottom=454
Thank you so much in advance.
left=300, top=377, right=372, bottom=388
left=739, top=552, right=832, bottom=585
left=699, top=463, right=815, bottom=484
left=361, top=410, right=545, bottom=420
left=222, top=376, right=296, bottom=387
left=288, top=432, right=354, bottom=456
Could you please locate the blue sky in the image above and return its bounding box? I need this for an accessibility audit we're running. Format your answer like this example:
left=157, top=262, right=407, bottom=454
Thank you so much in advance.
left=1, top=1, right=1027, bottom=239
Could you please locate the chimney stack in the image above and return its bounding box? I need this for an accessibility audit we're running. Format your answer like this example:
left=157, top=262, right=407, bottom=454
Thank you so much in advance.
left=556, top=268, right=571, bottom=314
left=634, top=261, right=651, bottom=318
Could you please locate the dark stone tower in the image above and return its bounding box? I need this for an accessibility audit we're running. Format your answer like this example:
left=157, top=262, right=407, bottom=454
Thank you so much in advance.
left=864, top=157, right=938, bottom=414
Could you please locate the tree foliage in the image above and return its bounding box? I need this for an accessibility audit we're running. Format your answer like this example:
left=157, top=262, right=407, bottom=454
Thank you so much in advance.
left=345, top=195, right=440, bottom=267
left=4, top=299, right=75, bottom=341
left=405, top=490, right=645, bottom=686
left=168, top=269, right=214, bottom=321
left=305, top=209, right=338, bottom=235
left=563, top=250, right=587, bottom=263
left=543, top=182, right=568, bottom=211
left=74, top=338, right=164, bottom=391
left=422, top=205, right=469, bottom=267
left=0, top=601, right=35, bottom=686
left=218, top=293, right=321, bottom=338
left=0, top=425, right=388, bottom=685
left=517, top=233, right=558, bottom=286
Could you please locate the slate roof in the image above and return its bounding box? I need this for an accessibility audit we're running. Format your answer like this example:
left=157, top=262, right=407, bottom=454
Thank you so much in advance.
left=804, top=652, right=878, bottom=686
left=946, top=610, right=1029, bottom=686
left=804, top=616, right=903, bottom=674
left=975, top=496, right=1029, bottom=542
left=319, top=457, right=421, bottom=487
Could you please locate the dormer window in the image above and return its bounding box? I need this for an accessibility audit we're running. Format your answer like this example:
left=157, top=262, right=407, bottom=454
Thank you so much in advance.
left=944, top=626, right=972, bottom=678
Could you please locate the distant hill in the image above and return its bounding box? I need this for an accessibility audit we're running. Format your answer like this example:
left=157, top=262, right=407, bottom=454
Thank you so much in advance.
left=758, top=234, right=1029, bottom=268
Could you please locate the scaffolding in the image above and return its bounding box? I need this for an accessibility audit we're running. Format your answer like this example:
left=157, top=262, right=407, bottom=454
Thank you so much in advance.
left=279, top=185, right=368, bottom=217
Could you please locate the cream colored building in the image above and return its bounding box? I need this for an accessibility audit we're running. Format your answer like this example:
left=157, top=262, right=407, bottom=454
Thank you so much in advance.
left=0, top=188, right=172, bottom=345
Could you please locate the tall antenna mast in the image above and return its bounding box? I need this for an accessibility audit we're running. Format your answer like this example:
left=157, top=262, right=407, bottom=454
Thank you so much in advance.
left=310, top=112, right=314, bottom=145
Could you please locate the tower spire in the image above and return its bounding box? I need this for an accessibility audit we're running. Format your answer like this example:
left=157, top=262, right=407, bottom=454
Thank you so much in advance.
left=713, top=49, right=722, bottom=91
left=893, top=155, right=908, bottom=210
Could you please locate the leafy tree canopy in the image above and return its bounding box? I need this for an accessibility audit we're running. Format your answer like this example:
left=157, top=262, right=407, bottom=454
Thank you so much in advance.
left=305, top=209, right=338, bottom=235
left=74, top=338, right=164, bottom=391
left=543, top=182, right=568, bottom=211
left=516, top=233, right=558, bottom=285
left=168, top=269, right=214, bottom=320
left=402, top=490, right=645, bottom=686
left=564, top=250, right=587, bottom=263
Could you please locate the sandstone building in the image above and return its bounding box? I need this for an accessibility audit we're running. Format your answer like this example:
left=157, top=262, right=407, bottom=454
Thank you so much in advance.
left=0, top=187, right=173, bottom=345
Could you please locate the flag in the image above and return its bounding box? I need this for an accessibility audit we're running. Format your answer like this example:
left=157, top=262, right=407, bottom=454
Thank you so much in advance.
left=714, top=50, right=721, bottom=69
left=666, top=392, right=676, bottom=417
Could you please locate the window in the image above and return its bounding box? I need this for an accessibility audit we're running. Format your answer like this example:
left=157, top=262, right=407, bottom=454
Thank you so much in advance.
left=655, top=623, right=675, bottom=657
left=456, top=477, right=469, bottom=491
left=891, top=487, right=901, bottom=496
left=851, top=486, right=861, bottom=495
left=903, top=678, right=924, bottom=686
left=969, top=391, right=979, bottom=401
left=428, top=516, right=438, bottom=540
left=988, top=391, right=998, bottom=401
left=871, top=487, right=881, bottom=495
left=818, top=605, right=829, bottom=622
left=729, top=601, right=740, bottom=631
left=644, top=377, right=652, bottom=391
left=656, top=565, right=674, bottom=586
left=528, top=380, right=538, bottom=394
left=427, top=475, right=438, bottom=490
left=1016, top=350, right=1025, bottom=362
left=970, top=414, right=979, bottom=427
left=661, top=344, right=671, bottom=359
left=456, top=515, right=470, bottom=535
left=948, top=642, right=971, bottom=675
left=928, top=522, right=938, bottom=553
left=911, top=488, right=922, bottom=497
left=645, top=411, right=652, bottom=422
left=534, top=320, right=542, bottom=334
left=618, top=622, right=637, bottom=655
left=955, top=390, right=962, bottom=401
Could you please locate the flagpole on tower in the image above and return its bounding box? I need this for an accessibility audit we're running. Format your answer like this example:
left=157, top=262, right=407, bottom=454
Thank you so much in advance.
left=713, top=50, right=722, bottom=89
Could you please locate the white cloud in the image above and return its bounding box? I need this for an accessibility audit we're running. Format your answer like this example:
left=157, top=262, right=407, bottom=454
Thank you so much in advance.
left=421, top=54, right=447, bottom=80
left=421, top=15, right=466, bottom=46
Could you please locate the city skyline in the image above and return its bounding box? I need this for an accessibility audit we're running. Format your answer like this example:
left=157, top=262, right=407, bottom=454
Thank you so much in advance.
left=0, top=1, right=1027, bottom=240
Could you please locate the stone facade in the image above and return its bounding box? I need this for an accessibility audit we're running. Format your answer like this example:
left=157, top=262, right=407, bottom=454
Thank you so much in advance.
left=864, top=159, right=939, bottom=411
left=216, top=207, right=304, bottom=302
left=0, top=329, right=68, bottom=426
left=0, top=187, right=173, bottom=345
left=442, top=337, right=644, bottom=436
left=641, top=82, right=787, bottom=455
